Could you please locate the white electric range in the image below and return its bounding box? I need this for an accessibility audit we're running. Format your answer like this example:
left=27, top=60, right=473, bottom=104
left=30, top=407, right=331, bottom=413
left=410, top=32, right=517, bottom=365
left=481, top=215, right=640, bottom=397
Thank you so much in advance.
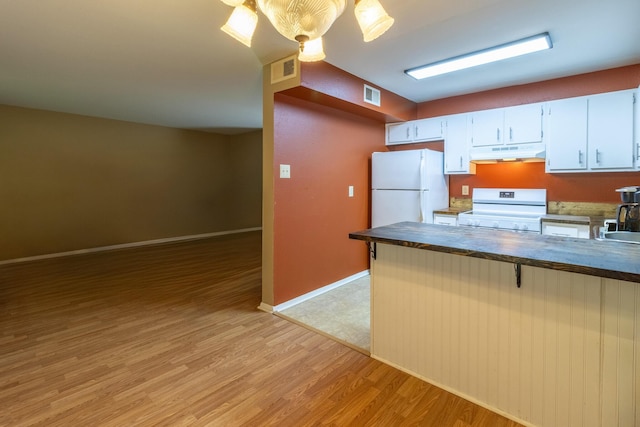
left=458, top=188, right=547, bottom=234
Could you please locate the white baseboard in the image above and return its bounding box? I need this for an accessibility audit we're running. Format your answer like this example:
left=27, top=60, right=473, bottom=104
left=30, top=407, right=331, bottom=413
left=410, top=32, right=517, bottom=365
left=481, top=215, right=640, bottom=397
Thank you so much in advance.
left=257, top=302, right=274, bottom=314
left=0, top=227, right=262, bottom=266
left=271, top=270, right=370, bottom=313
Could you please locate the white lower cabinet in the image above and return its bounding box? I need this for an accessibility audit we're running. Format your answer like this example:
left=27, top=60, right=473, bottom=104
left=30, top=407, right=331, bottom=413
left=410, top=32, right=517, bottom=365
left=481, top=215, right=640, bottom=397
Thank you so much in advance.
left=433, top=213, right=458, bottom=226
left=541, top=222, right=590, bottom=239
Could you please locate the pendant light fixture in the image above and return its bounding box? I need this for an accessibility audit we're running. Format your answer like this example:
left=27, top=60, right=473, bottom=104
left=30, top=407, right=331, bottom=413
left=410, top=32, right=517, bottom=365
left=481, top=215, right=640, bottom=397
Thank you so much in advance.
left=221, top=0, right=258, bottom=48
left=220, top=0, right=394, bottom=62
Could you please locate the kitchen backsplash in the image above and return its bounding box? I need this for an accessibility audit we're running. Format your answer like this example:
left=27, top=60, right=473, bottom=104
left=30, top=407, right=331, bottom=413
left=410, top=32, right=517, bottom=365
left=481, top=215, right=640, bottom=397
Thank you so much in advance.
left=449, top=197, right=618, bottom=219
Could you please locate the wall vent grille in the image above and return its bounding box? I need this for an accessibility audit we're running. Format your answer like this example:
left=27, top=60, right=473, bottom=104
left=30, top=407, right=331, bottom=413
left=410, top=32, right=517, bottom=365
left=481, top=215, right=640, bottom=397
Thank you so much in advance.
left=271, top=55, right=297, bottom=84
left=364, top=84, right=381, bottom=106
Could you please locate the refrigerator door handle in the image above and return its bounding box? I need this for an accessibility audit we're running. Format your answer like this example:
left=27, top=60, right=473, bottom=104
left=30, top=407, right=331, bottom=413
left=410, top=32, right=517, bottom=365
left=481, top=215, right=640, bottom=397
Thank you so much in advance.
left=419, top=151, right=425, bottom=222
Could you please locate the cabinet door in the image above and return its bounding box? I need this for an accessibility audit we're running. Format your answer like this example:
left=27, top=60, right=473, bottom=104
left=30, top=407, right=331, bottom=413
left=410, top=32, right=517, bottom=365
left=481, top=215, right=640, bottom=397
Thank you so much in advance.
left=444, top=114, right=475, bottom=174
left=588, top=90, right=635, bottom=170
left=542, top=223, right=590, bottom=239
left=636, top=86, right=640, bottom=169
left=470, top=108, right=504, bottom=147
left=433, top=214, right=458, bottom=226
left=414, top=118, right=443, bottom=142
left=386, top=122, right=413, bottom=145
left=546, top=97, right=588, bottom=172
left=504, top=103, right=544, bottom=145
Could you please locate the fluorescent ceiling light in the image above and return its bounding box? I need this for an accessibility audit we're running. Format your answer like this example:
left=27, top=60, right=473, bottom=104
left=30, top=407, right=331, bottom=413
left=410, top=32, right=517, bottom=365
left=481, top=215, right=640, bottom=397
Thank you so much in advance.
left=405, top=33, right=552, bottom=80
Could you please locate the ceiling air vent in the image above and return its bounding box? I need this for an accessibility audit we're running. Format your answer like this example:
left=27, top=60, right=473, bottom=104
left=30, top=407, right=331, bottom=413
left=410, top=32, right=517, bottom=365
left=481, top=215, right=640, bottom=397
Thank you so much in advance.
left=271, top=55, right=297, bottom=84
left=364, top=84, right=381, bottom=106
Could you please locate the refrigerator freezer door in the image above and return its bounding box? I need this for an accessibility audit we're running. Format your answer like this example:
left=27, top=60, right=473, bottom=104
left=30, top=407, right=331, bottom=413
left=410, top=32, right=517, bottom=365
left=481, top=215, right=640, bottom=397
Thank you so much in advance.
left=372, top=190, right=427, bottom=228
left=372, top=150, right=423, bottom=190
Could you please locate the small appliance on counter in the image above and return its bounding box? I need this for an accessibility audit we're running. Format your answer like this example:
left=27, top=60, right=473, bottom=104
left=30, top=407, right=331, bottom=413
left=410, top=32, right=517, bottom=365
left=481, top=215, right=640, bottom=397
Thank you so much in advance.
left=615, top=186, right=640, bottom=232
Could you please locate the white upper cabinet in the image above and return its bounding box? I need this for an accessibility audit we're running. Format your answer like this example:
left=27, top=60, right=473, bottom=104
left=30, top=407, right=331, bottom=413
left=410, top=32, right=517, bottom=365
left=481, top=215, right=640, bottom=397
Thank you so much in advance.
left=385, top=88, right=636, bottom=174
left=636, top=86, right=640, bottom=170
left=386, top=122, right=414, bottom=144
left=470, top=104, right=544, bottom=147
left=546, top=97, right=588, bottom=172
left=588, top=90, right=635, bottom=171
left=470, top=108, right=504, bottom=147
left=443, top=114, right=475, bottom=175
left=414, top=117, right=444, bottom=142
left=386, top=117, right=443, bottom=145
left=546, top=89, right=635, bottom=173
left=504, top=103, right=544, bottom=145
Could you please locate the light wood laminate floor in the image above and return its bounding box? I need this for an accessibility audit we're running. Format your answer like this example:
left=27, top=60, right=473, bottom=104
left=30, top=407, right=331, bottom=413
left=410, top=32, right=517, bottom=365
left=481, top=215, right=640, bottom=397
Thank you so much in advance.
left=0, top=231, right=522, bottom=426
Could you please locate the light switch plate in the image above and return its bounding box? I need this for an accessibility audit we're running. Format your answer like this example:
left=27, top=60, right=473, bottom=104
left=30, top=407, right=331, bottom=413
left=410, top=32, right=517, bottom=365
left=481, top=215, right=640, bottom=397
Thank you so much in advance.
left=280, top=164, right=290, bottom=179
left=348, top=186, right=354, bottom=197
left=462, top=185, right=469, bottom=196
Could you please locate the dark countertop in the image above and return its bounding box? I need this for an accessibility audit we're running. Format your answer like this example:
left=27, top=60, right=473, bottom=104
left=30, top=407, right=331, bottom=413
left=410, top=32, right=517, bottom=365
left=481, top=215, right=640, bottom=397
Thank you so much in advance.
left=433, top=207, right=467, bottom=216
left=349, top=222, right=640, bottom=283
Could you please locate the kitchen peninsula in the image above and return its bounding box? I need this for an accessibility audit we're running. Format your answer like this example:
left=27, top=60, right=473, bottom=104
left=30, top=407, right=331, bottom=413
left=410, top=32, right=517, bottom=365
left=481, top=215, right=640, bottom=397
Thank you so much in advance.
left=350, top=222, right=639, bottom=427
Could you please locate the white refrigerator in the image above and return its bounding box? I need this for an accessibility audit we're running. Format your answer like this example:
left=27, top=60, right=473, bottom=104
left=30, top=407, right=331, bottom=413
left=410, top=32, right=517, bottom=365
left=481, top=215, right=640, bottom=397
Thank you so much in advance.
left=371, top=149, right=449, bottom=228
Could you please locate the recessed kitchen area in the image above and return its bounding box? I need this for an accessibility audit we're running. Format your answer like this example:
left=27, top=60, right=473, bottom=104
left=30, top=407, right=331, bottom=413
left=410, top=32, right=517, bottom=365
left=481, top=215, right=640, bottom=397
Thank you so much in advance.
left=354, top=84, right=640, bottom=426
left=268, top=71, right=640, bottom=427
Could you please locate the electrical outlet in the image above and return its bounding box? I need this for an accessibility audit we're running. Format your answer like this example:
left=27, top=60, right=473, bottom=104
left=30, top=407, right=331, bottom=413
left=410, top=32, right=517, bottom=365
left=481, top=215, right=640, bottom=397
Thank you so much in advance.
left=348, top=186, right=354, bottom=197
left=279, top=164, right=290, bottom=179
left=462, top=185, right=469, bottom=196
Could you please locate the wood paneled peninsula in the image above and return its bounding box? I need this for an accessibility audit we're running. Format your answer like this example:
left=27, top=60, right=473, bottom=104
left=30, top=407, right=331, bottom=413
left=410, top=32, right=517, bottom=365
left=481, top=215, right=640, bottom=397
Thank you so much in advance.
left=350, top=222, right=640, bottom=427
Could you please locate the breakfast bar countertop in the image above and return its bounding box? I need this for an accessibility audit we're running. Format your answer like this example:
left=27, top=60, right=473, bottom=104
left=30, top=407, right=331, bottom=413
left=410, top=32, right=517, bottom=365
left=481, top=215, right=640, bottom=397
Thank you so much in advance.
left=349, top=221, right=640, bottom=283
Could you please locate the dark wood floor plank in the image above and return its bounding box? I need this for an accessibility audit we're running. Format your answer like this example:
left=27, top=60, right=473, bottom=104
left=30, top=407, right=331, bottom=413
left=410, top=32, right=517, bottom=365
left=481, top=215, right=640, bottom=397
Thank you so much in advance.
left=0, top=231, right=523, bottom=426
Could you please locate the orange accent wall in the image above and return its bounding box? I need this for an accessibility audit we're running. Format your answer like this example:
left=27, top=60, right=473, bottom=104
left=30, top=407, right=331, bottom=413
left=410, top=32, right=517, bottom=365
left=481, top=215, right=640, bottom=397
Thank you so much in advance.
left=272, top=93, right=386, bottom=304
left=418, top=65, right=640, bottom=203
left=450, top=163, right=640, bottom=203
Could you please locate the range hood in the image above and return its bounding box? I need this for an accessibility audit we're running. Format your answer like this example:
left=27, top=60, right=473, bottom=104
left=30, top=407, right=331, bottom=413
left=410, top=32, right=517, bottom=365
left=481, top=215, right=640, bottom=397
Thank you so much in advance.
left=469, top=142, right=546, bottom=163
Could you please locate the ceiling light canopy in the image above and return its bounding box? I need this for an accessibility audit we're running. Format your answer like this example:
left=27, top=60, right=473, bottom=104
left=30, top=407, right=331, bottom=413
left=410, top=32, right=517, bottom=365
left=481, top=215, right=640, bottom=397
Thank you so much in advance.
left=406, top=33, right=553, bottom=80
left=220, top=0, right=394, bottom=62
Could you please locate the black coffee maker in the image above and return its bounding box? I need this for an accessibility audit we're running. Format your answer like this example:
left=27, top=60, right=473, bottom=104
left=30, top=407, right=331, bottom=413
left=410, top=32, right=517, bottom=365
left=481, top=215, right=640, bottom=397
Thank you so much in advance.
left=615, top=186, right=640, bottom=232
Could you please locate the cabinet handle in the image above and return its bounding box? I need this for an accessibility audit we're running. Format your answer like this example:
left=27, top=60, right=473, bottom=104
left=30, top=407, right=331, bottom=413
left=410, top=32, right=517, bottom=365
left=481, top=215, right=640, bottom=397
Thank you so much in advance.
left=578, top=150, right=583, bottom=164
left=637, top=143, right=640, bottom=160
left=415, top=126, right=418, bottom=138
left=460, top=156, right=463, bottom=168
left=406, top=127, right=410, bottom=139
left=596, top=149, right=601, bottom=164
left=497, top=128, right=501, bottom=142
left=509, top=127, right=513, bottom=141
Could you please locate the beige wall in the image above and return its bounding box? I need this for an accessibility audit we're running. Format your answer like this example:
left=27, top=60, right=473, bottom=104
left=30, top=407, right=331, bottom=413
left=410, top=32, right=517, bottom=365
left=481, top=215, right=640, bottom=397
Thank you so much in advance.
left=0, top=105, right=262, bottom=261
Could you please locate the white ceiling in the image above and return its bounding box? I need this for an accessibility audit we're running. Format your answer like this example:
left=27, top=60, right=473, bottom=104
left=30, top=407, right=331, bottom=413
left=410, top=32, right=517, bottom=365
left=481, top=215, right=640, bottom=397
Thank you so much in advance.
left=1, top=0, right=639, bottom=134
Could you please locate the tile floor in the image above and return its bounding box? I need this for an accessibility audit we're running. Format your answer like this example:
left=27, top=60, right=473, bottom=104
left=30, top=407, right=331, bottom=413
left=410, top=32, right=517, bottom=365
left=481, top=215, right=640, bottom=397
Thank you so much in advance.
left=279, top=275, right=371, bottom=353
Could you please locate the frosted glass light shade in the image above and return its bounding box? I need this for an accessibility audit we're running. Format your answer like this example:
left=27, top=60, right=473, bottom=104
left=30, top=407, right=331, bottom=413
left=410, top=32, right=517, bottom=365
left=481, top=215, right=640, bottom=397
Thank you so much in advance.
left=256, top=0, right=346, bottom=42
left=298, top=37, right=326, bottom=62
left=220, top=0, right=244, bottom=6
left=354, top=0, right=394, bottom=42
left=221, top=2, right=258, bottom=47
